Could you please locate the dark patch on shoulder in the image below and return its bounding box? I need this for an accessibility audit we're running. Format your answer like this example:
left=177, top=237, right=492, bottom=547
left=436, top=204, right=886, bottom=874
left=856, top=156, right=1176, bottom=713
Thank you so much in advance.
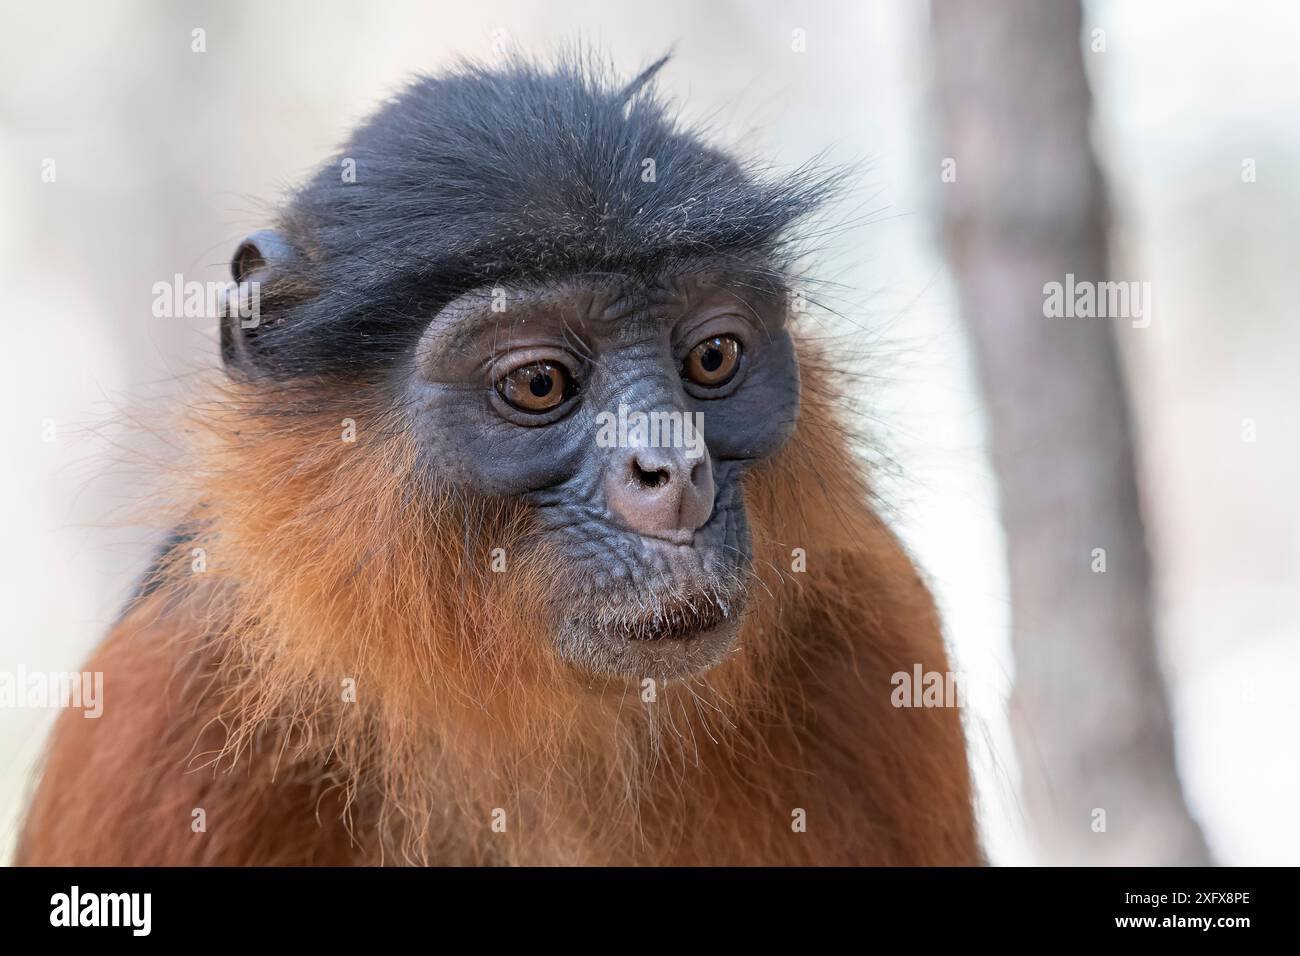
left=116, top=525, right=196, bottom=624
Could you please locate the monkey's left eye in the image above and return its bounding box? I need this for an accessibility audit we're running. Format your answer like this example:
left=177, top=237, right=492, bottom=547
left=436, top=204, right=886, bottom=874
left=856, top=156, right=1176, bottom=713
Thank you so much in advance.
left=496, top=361, right=575, bottom=414
left=682, top=335, right=742, bottom=388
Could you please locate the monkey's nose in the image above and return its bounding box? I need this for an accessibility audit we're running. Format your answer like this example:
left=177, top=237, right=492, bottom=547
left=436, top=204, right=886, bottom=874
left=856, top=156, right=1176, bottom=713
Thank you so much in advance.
left=605, top=446, right=715, bottom=544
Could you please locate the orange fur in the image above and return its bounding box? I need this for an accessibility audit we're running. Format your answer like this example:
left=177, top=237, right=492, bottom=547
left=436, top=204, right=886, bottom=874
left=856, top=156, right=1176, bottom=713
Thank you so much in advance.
left=17, top=341, right=980, bottom=866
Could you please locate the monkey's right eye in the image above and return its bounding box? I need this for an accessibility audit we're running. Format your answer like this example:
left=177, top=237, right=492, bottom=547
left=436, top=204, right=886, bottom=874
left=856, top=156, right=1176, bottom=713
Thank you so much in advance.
left=495, top=361, right=575, bottom=414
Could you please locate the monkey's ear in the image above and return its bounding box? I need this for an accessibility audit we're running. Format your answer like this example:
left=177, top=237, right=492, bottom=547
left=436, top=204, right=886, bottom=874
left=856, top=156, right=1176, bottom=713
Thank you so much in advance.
left=223, top=230, right=296, bottom=369
left=230, top=229, right=294, bottom=283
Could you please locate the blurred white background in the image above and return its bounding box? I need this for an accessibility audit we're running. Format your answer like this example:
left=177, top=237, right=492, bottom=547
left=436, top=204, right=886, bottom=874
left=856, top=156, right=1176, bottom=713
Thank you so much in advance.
left=1, top=0, right=1295, bottom=865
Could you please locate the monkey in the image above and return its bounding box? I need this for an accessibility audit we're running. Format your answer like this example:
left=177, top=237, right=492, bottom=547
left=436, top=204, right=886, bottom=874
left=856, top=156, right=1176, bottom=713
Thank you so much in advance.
left=16, top=54, right=980, bottom=866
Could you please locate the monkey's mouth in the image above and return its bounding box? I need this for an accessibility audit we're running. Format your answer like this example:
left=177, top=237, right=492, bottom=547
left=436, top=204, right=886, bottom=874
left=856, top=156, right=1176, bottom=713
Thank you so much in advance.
left=557, top=583, right=748, bottom=680
left=544, top=501, right=754, bottom=678
left=607, top=592, right=738, bottom=642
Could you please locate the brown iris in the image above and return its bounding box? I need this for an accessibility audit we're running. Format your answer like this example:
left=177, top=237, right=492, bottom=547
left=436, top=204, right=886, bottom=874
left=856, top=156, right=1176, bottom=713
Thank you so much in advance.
left=682, top=335, right=741, bottom=388
left=496, top=360, right=573, bottom=413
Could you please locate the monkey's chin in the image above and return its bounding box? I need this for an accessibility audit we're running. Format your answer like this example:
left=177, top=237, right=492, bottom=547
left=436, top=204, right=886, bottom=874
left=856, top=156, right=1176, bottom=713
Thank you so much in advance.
left=555, top=591, right=748, bottom=682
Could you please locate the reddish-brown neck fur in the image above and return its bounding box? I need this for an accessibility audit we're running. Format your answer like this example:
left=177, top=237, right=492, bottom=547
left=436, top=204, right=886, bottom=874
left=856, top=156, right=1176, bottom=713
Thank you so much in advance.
left=18, top=345, right=981, bottom=865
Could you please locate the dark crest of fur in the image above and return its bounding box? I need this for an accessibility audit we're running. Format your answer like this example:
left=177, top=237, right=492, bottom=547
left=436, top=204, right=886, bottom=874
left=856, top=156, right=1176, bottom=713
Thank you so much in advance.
left=238, top=52, right=837, bottom=382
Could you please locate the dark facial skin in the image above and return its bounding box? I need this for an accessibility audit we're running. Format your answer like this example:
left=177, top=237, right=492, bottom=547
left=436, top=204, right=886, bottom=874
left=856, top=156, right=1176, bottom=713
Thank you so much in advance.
left=402, top=270, right=799, bottom=681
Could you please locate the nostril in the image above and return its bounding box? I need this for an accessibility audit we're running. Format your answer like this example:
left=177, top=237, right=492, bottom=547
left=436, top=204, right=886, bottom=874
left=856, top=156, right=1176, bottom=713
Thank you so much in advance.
left=689, top=460, right=706, bottom=486
left=633, top=460, right=670, bottom=490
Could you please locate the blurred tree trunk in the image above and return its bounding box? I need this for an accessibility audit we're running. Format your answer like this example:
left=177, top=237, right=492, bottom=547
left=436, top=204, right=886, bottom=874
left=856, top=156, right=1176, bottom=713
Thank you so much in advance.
left=930, top=0, right=1211, bottom=864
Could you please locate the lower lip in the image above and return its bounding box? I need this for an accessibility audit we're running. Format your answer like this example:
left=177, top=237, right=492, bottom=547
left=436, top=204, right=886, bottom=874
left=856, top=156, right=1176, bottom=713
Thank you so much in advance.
left=623, top=612, right=729, bottom=642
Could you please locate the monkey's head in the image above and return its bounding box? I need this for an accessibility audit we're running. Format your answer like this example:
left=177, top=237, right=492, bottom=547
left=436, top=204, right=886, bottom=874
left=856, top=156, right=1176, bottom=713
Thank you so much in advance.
left=219, top=55, right=836, bottom=682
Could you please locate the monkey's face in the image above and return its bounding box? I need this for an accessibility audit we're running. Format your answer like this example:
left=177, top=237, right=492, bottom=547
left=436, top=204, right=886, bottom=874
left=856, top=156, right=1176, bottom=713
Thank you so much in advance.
left=404, top=272, right=798, bottom=680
